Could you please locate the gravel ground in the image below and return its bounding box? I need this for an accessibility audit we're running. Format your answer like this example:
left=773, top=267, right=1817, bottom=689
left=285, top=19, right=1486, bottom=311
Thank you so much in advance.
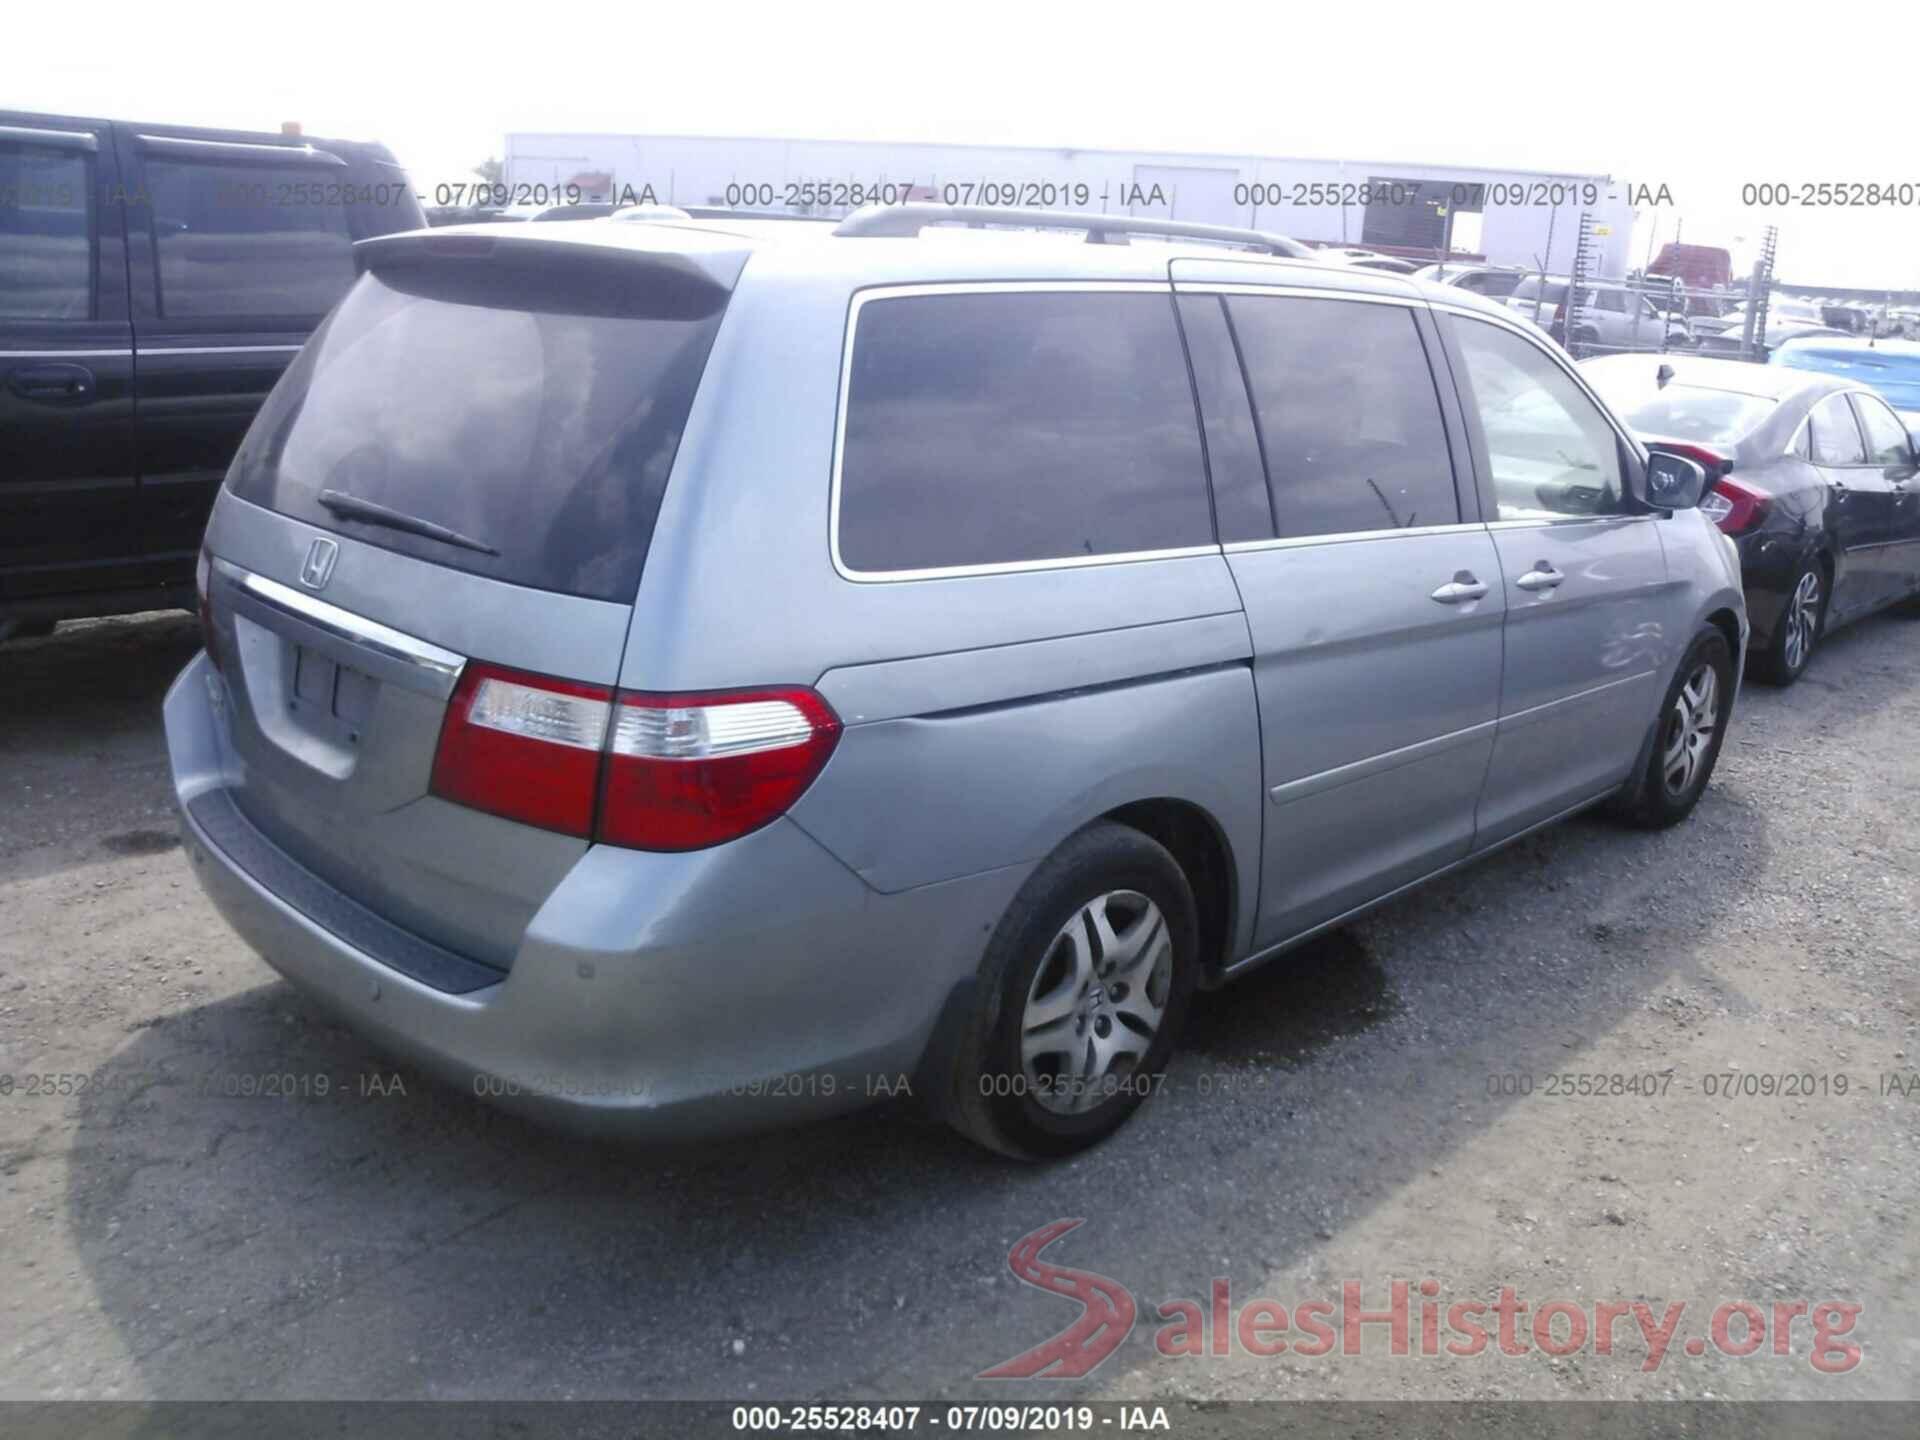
left=0, top=610, right=1915, bottom=1404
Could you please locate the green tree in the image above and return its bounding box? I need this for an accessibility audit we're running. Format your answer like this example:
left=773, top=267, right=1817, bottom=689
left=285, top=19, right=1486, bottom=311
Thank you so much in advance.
left=472, top=156, right=505, bottom=186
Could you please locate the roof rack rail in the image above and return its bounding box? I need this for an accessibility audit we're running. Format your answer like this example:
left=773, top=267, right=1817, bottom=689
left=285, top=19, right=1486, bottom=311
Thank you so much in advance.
left=832, top=203, right=1314, bottom=259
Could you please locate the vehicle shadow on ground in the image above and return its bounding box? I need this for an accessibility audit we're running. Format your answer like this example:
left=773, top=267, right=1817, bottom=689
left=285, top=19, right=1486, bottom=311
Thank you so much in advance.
left=56, top=744, right=1774, bottom=1401
left=0, top=614, right=201, bottom=882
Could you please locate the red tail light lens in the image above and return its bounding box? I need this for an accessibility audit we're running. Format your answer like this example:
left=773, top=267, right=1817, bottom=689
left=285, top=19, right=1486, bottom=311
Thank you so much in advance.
left=196, top=545, right=221, bottom=671
left=431, top=663, right=613, bottom=837
left=429, top=668, right=840, bottom=850
left=599, top=688, right=841, bottom=851
left=1699, top=475, right=1770, bottom=536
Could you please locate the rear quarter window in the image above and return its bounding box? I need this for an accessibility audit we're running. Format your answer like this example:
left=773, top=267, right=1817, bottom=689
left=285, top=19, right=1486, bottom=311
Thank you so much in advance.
left=836, top=290, right=1212, bottom=574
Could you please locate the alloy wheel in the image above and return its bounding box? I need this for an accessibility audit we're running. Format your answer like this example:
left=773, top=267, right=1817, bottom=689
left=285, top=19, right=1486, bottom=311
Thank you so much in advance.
left=1782, top=569, right=1820, bottom=673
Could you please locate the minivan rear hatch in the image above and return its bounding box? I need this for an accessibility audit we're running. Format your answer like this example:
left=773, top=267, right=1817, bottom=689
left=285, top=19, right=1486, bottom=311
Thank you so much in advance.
left=202, top=227, right=741, bottom=972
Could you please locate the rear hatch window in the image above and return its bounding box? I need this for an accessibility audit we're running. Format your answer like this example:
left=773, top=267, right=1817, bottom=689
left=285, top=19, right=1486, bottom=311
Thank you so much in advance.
left=226, top=249, right=727, bottom=602
left=1593, top=381, right=1776, bottom=446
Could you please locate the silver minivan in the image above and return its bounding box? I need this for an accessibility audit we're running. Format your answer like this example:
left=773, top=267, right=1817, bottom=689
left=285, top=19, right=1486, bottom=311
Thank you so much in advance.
left=165, top=207, right=1747, bottom=1157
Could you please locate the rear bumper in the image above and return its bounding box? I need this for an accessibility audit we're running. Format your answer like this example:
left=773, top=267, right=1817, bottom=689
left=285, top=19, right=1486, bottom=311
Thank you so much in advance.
left=165, top=652, right=1025, bottom=1139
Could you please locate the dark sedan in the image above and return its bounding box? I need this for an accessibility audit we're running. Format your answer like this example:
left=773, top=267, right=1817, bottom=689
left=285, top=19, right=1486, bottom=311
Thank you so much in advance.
left=1583, top=354, right=1920, bottom=684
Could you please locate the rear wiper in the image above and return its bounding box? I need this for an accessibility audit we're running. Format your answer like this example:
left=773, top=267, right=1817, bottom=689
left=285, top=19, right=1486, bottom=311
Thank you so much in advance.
left=315, top=489, right=500, bottom=556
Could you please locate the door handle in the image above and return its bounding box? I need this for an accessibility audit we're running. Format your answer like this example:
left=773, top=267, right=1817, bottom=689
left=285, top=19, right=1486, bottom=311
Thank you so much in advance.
left=1430, top=572, right=1489, bottom=604
left=7, top=363, right=95, bottom=404
left=1515, top=563, right=1565, bottom=592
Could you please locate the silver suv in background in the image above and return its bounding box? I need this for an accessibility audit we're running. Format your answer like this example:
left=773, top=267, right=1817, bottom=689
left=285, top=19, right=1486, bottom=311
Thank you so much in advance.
left=1507, top=275, right=1691, bottom=350
left=166, top=206, right=1746, bottom=1158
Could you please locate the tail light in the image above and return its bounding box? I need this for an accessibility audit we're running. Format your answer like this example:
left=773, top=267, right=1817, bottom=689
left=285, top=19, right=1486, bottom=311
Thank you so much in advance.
left=1698, top=475, right=1770, bottom=536
left=431, top=663, right=612, bottom=836
left=601, top=689, right=841, bottom=850
left=195, top=545, right=221, bottom=670
left=430, top=665, right=840, bottom=850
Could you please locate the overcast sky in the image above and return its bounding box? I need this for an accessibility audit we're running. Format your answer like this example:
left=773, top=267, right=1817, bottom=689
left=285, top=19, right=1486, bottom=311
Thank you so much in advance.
left=15, top=2, right=1920, bottom=289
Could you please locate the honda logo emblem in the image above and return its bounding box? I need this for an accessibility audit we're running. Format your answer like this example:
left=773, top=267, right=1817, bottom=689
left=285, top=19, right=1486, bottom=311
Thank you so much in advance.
left=299, top=537, right=339, bottom=590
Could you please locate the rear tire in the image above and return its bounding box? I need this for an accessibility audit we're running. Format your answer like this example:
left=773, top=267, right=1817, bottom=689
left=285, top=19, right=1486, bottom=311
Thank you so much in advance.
left=1750, top=558, right=1824, bottom=685
left=1612, top=627, right=1734, bottom=829
left=948, top=821, right=1198, bottom=1160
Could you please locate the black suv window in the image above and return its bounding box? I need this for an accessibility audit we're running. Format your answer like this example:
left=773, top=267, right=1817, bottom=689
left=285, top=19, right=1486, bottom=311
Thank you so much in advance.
left=147, top=160, right=356, bottom=319
left=838, top=291, right=1211, bottom=572
left=1225, top=295, right=1459, bottom=536
left=0, top=142, right=92, bottom=319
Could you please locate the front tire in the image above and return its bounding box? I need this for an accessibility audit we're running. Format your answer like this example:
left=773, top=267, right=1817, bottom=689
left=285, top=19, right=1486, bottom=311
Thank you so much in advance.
left=1751, top=559, right=1824, bottom=685
left=949, top=821, right=1198, bottom=1160
left=1613, top=627, right=1734, bottom=829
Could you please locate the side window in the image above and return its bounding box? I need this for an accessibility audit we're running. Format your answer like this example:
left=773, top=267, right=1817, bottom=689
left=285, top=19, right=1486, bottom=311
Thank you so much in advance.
left=1807, top=393, right=1868, bottom=467
left=146, top=160, right=355, bottom=320
left=1853, top=394, right=1913, bottom=467
left=1225, top=295, right=1459, bottom=536
left=0, top=142, right=93, bottom=320
left=1449, top=317, right=1626, bottom=520
left=1596, top=290, right=1625, bottom=314
left=837, top=291, right=1212, bottom=573
left=1174, top=294, right=1273, bottom=543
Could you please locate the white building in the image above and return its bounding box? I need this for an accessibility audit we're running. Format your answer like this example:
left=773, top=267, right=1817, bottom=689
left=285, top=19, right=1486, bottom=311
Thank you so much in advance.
left=504, top=133, right=1642, bottom=277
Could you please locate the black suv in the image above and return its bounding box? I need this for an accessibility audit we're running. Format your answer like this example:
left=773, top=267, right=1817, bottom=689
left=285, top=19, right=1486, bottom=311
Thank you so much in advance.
left=0, top=111, right=424, bottom=634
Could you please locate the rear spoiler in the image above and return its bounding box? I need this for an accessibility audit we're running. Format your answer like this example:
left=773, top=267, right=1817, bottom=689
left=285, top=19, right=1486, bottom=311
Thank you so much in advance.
left=353, top=226, right=749, bottom=297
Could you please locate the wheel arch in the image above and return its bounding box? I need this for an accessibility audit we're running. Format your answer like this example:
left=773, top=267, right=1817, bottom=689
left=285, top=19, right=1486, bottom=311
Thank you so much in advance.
left=1101, top=797, right=1242, bottom=985
left=1704, top=605, right=1742, bottom=662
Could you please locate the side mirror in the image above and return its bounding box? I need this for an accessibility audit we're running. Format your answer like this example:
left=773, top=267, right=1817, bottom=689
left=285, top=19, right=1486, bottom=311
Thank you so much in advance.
left=1643, top=451, right=1709, bottom=510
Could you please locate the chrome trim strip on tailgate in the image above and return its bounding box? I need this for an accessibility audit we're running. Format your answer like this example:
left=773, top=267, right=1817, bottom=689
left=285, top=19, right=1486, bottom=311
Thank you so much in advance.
left=212, top=558, right=466, bottom=695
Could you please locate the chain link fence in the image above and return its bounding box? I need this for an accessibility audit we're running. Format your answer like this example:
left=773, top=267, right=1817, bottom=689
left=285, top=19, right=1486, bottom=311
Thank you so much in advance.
left=1527, top=221, right=1801, bottom=364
